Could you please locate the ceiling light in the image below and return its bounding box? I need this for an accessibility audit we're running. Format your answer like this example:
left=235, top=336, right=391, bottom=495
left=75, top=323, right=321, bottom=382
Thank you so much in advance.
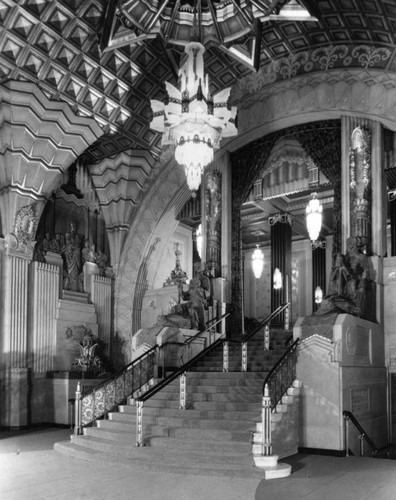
left=150, top=41, right=237, bottom=196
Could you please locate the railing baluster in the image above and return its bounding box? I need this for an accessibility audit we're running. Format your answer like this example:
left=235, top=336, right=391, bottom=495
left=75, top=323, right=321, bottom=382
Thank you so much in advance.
left=180, top=372, right=186, bottom=409
left=74, top=381, right=82, bottom=435
left=242, top=341, right=247, bottom=372
left=136, top=401, right=144, bottom=447
left=223, top=341, right=229, bottom=372
left=262, top=384, right=272, bottom=456
left=264, top=324, right=270, bottom=350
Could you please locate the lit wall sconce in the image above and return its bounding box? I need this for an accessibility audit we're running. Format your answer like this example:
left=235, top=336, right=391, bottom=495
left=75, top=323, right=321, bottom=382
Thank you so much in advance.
left=273, top=268, right=282, bottom=290
left=314, top=286, right=323, bottom=304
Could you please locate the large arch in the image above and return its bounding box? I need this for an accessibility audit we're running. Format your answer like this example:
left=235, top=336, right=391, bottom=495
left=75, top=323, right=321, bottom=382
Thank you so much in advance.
left=113, top=152, right=191, bottom=362
left=114, top=67, right=396, bottom=363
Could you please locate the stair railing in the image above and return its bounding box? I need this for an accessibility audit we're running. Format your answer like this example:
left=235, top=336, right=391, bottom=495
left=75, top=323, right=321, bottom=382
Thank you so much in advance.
left=343, top=410, right=379, bottom=457
left=74, top=345, right=160, bottom=435
left=222, top=303, right=290, bottom=372
left=135, top=312, right=232, bottom=446
left=259, top=338, right=300, bottom=456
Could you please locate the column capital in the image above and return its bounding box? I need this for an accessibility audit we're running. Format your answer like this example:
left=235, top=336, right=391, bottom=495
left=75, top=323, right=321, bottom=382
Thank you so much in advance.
left=269, top=213, right=293, bottom=226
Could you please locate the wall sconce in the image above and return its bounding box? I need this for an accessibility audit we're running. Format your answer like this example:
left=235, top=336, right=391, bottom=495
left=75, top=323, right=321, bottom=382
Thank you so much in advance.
left=273, top=268, right=282, bottom=290
left=315, top=286, right=323, bottom=304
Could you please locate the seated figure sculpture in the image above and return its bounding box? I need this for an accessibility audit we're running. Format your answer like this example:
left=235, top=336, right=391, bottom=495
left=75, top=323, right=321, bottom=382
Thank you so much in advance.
left=315, top=237, right=375, bottom=321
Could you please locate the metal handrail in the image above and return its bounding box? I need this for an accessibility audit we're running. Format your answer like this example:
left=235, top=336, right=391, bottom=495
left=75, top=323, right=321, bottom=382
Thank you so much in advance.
left=242, top=303, right=290, bottom=342
left=75, top=344, right=160, bottom=433
left=75, top=311, right=231, bottom=433
left=262, top=338, right=300, bottom=410
left=343, top=410, right=379, bottom=456
left=137, top=312, right=232, bottom=403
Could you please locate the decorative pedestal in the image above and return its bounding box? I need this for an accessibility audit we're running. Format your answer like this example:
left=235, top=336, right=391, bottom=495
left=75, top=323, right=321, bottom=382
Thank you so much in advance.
left=7, top=368, right=29, bottom=428
left=83, top=262, right=100, bottom=297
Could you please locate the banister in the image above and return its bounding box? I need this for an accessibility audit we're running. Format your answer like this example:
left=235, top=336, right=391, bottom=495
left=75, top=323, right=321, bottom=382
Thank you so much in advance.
left=343, top=410, right=379, bottom=456
left=243, top=303, right=290, bottom=342
left=183, top=311, right=232, bottom=346
left=137, top=334, right=226, bottom=402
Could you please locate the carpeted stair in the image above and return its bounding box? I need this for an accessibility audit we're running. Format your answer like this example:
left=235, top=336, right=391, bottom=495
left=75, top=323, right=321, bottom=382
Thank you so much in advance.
left=55, top=330, right=295, bottom=477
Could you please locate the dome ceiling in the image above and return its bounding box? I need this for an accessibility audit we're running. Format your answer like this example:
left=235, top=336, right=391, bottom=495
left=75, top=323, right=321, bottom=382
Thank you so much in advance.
left=2, top=0, right=396, bottom=164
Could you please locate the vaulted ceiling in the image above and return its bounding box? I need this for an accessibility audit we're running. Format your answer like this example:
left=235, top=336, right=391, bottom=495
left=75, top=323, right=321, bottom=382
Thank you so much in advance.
left=2, top=0, right=396, bottom=246
left=2, top=0, right=396, bottom=163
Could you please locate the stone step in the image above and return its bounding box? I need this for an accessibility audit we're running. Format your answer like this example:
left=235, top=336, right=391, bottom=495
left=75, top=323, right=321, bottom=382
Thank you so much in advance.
left=118, top=405, right=260, bottom=421
left=145, top=389, right=261, bottom=402
left=54, top=441, right=265, bottom=479
left=70, top=434, right=255, bottom=468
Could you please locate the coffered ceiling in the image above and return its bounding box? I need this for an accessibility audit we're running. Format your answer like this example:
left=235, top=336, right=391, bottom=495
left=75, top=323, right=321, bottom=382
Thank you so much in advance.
left=2, top=0, right=396, bottom=163
left=2, top=0, right=396, bottom=246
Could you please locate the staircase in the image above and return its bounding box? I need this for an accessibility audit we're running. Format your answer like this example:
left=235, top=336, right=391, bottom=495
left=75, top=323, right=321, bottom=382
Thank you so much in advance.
left=55, top=330, right=297, bottom=477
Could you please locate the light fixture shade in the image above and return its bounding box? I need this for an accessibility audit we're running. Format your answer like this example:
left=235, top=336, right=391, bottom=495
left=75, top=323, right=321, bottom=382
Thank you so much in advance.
left=273, top=268, right=282, bottom=289
left=306, top=193, right=323, bottom=241
left=252, top=245, right=264, bottom=279
left=315, top=286, right=323, bottom=304
left=150, top=41, right=237, bottom=194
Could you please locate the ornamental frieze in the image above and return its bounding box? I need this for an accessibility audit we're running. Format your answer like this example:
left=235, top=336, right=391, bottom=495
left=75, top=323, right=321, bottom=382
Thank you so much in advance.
left=235, top=44, right=393, bottom=98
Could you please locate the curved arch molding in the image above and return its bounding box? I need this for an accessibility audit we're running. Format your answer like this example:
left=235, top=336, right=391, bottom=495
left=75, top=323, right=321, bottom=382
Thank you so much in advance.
left=113, top=153, right=191, bottom=361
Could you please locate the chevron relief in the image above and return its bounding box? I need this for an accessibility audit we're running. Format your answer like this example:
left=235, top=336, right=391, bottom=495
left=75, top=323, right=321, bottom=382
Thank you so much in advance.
left=89, top=150, right=155, bottom=265
left=0, top=80, right=103, bottom=235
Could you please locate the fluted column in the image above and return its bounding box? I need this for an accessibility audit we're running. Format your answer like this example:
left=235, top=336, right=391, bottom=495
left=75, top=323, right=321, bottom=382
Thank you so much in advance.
left=270, top=213, right=292, bottom=325
left=1, top=238, right=33, bottom=428
left=30, top=262, right=60, bottom=373
left=312, top=240, right=327, bottom=312
left=92, top=275, right=113, bottom=360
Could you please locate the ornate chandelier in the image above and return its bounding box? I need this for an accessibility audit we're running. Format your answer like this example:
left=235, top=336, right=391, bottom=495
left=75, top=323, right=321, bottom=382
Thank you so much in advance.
left=252, top=245, right=264, bottom=279
left=150, top=41, right=237, bottom=195
left=306, top=193, right=323, bottom=242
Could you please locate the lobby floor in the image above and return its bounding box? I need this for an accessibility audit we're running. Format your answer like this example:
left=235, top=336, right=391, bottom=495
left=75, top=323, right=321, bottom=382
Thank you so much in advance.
left=1, top=426, right=396, bottom=500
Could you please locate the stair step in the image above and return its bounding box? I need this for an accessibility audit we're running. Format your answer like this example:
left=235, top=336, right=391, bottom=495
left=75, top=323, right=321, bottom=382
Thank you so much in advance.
left=55, top=440, right=265, bottom=479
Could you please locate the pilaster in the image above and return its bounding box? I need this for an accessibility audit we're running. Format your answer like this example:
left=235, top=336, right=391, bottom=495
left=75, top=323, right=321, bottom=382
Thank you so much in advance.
left=91, top=275, right=113, bottom=361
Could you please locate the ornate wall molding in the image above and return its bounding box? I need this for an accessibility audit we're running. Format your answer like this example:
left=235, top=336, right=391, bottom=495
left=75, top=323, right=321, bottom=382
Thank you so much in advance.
left=235, top=50, right=394, bottom=100
left=227, top=70, right=396, bottom=157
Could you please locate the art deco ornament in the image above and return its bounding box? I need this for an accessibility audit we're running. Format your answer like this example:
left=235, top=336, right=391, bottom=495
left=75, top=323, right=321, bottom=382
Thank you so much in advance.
left=150, top=41, right=237, bottom=195
left=306, top=193, right=323, bottom=242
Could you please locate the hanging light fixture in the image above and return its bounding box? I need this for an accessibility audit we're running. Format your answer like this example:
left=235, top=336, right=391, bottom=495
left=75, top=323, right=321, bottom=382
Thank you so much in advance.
left=196, top=223, right=203, bottom=259
left=315, top=286, right=323, bottom=304
left=150, top=41, right=237, bottom=196
left=306, top=192, right=323, bottom=241
left=273, top=268, right=283, bottom=290
left=251, top=244, right=264, bottom=279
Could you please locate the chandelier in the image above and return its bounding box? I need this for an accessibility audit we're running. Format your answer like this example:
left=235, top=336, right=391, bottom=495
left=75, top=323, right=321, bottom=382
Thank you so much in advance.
left=306, top=193, right=323, bottom=242
left=150, top=41, right=237, bottom=195
left=252, top=245, right=264, bottom=279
